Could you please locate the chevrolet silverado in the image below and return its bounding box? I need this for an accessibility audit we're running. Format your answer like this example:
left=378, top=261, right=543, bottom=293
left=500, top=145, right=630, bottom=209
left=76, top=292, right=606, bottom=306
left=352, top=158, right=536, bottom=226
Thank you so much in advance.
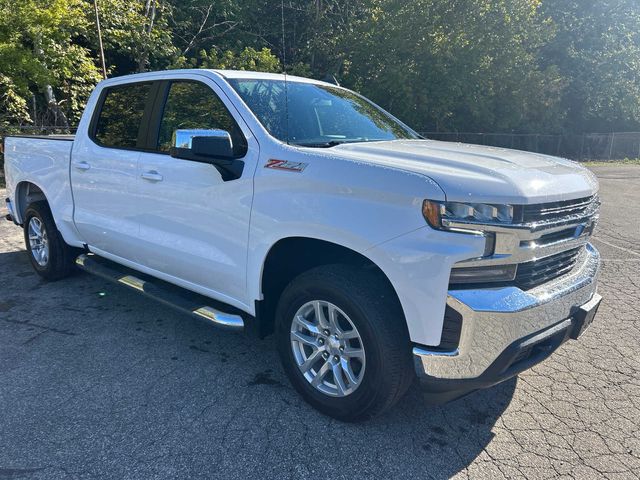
left=3, top=70, right=602, bottom=421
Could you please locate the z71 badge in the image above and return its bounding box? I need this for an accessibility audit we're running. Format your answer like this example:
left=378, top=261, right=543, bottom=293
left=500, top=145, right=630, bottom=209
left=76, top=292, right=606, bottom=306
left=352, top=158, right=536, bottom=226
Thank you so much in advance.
left=264, top=159, right=308, bottom=172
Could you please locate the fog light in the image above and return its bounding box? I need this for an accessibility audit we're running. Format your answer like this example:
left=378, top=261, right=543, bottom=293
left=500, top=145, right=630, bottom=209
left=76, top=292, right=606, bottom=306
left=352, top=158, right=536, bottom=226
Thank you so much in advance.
left=449, top=264, right=517, bottom=285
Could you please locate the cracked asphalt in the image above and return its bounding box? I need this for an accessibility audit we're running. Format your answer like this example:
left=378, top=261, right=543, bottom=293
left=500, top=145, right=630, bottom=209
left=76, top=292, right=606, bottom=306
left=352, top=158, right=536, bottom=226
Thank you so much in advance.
left=0, top=165, right=639, bottom=479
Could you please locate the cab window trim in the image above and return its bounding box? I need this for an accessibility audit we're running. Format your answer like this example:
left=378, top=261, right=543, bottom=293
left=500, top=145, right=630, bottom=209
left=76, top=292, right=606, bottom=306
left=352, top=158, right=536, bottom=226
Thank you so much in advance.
left=89, top=81, right=161, bottom=152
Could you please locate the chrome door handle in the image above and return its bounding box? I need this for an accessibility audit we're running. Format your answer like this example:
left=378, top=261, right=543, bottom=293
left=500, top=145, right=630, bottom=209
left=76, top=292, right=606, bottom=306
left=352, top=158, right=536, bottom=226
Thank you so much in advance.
left=73, top=161, right=90, bottom=171
left=141, top=171, right=163, bottom=182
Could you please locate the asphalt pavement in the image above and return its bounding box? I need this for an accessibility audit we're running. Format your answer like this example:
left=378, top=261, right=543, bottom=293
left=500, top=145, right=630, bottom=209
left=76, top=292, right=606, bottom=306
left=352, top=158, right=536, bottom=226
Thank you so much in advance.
left=0, top=165, right=638, bottom=479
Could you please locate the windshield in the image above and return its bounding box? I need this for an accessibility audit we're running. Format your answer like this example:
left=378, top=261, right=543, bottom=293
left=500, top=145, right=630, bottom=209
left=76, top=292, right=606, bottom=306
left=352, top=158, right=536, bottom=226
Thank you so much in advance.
left=228, top=79, right=419, bottom=147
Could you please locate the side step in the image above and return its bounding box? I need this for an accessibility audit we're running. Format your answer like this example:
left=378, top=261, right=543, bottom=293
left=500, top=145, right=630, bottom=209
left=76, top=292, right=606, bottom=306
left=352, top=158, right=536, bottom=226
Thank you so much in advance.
left=75, top=254, right=244, bottom=331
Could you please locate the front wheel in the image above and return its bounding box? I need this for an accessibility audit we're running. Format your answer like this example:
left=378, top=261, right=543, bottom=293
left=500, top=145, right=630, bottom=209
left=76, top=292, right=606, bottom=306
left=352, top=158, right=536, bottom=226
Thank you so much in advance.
left=276, top=264, right=414, bottom=422
left=23, top=201, right=79, bottom=280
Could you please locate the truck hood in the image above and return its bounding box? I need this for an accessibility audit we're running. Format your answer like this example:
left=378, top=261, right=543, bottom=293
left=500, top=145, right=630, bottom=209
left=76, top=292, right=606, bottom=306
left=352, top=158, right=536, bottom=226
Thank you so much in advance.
left=331, top=139, right=598, bottom=204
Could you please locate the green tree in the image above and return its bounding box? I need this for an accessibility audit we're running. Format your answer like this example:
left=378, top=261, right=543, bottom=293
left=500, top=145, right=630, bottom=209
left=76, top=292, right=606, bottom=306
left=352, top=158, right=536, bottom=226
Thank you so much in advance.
left=1, top=0, right=639, bottom=136
left=336, top=0, right=564, bottom=133
left=174, top=46, right=281, bottom=72
left=0, top=0, right=102, bottom=125
left=228, top=0, right=368, bottom=78
left=92, top=0, right=177, bottom=74
left=0, top=75, right=31, bottom=129
left=541, top=0, right=640, bottom=132
left=166, top=0, right=240, bottom=57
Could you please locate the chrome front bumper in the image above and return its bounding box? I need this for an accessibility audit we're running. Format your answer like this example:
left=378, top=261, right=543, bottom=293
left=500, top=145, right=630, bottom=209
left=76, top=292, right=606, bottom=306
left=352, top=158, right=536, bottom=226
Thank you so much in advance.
left=414, top=243, right=601, bottom=383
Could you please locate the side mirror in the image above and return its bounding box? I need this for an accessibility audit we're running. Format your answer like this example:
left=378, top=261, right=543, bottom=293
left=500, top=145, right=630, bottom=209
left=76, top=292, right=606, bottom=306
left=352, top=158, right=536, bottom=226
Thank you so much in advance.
left=170, top=129, right=244, bottom=181
left=171, top=129, right=234, bottom=159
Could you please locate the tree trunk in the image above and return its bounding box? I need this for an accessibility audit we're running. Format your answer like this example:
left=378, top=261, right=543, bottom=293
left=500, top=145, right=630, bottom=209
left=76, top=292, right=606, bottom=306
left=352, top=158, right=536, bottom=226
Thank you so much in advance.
left=33, top=33, right=69, bottom=128
left=138, top=0, right=158, bottom=72
left=44, top=85, right=69, bottom=128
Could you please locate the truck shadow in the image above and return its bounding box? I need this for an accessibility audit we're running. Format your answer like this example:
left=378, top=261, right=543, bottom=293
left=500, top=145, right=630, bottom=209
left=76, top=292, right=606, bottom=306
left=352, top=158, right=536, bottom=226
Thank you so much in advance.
left=359, top=377, right=517, bottom=477
left=0, top=248, right=516, bottom=479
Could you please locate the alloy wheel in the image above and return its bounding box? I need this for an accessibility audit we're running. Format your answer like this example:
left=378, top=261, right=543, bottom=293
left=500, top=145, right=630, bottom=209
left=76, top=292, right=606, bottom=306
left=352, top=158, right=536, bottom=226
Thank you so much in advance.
left=28, top=217, right=49, bottom=267
left=290, top=300, right=366, bottom=397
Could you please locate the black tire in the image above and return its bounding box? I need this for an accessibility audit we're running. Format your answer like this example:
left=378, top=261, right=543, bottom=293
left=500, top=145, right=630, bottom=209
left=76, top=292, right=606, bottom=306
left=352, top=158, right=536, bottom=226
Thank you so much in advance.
left=276, top=264, right=414, bottom=422
left=23, top=201, right=79, bottom=280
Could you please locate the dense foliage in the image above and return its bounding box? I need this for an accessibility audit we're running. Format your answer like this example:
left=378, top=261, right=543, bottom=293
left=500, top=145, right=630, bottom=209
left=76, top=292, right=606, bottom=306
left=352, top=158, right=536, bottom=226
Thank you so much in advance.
left=0, top=0, right=638, bottom=133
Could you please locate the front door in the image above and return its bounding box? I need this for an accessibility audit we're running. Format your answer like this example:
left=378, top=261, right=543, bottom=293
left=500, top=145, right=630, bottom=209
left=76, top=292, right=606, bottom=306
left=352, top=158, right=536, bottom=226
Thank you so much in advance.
left=134, top=76, right=259, bottom=308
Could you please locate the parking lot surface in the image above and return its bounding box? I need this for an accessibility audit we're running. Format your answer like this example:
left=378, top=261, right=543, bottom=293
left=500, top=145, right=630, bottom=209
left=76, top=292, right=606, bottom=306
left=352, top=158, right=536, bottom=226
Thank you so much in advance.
left=0, top=165, right=639, bottom=479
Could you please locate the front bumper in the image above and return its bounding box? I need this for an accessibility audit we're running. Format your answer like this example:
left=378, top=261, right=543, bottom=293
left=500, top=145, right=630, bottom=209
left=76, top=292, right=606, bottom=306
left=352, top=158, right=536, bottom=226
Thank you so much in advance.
left=413, top=243, right=601, bottom=402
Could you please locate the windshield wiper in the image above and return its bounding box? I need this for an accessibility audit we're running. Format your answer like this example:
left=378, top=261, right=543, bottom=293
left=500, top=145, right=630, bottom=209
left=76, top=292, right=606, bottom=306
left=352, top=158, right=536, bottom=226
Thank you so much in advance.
left=292, top=140, right=346, bottom=148
left=292, top=137, right=380, bottom=148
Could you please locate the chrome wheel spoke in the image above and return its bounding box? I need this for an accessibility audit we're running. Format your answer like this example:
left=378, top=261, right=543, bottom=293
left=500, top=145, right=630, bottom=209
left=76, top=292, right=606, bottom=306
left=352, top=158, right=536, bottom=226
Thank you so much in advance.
left=314, top=301, right=330, bottom=329
left=340, top=358, right=359, bottom=385
left=292, top=314, right=321, bottom=336
left=331, top=362, right=348, bottom=395
left=311, top=360, right=332, bottom=387
left=30, top=220, right=41, bottom=236
left=291, top=329, right=319, bottom=348
left=342, top=346, right=364, bottom=359
left=339, top=329, right=360, bottom=340
left=299, top=349, right=322, bottom=373
left=327, top=304, right=341, bottom=332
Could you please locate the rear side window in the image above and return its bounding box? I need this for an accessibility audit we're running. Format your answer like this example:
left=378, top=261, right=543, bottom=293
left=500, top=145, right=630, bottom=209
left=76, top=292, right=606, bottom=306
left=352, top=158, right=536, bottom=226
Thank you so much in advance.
left=93, top=83, right=152, bottom=148
left=157, top=81, right=246, bottom=155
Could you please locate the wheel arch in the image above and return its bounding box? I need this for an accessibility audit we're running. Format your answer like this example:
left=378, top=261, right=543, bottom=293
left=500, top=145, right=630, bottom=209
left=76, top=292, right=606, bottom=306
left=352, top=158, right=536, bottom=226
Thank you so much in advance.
left=15, top=181, right=48, bottom=224
left=254, top=236, right=404, bottom=338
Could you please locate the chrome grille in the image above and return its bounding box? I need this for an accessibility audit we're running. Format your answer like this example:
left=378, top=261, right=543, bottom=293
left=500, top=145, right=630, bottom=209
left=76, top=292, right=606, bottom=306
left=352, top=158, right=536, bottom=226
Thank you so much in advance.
left=515, top=248, right=582, bottom=290
left=521, top=196, right=597, bottom=224
left=450, top=193, right=599, bottom=291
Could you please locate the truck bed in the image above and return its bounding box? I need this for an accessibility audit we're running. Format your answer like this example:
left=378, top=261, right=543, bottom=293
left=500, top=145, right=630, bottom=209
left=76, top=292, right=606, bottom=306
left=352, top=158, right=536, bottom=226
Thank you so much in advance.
left=3, top=135, right=77, bottom=242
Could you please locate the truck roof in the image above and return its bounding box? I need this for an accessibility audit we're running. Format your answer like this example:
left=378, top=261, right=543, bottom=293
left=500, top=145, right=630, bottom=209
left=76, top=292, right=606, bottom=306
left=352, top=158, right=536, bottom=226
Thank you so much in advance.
left=95, top=69, right=335, bottom=88
left=211, top=69, right=325, bottom=84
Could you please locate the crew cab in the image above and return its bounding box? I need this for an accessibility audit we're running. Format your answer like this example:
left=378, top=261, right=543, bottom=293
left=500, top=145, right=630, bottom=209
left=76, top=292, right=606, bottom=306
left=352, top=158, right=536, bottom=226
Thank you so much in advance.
left=3, top=70, right=602, bottom=421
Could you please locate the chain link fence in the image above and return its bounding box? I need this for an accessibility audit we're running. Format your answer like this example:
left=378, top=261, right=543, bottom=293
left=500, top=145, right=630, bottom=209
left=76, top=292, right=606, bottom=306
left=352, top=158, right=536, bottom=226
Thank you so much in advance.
left=1, top=125, right=77, bottom=137
left=422, top=131, right=640, bottom=161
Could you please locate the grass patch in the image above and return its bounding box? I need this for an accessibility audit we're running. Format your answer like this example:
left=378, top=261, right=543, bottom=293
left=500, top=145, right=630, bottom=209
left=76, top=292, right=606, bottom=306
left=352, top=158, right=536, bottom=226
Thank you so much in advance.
left=582, top=158, right=640, bottom=166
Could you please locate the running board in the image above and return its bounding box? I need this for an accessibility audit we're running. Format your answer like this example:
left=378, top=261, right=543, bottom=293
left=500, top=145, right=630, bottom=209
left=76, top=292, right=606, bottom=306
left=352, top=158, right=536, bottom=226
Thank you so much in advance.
left=75, top=254, right=244, bottom=331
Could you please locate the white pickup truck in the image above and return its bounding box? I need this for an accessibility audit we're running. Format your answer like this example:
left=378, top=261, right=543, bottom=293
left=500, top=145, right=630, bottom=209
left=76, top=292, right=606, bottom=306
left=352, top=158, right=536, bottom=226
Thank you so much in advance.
left=3, top=69, right=602, bottom=421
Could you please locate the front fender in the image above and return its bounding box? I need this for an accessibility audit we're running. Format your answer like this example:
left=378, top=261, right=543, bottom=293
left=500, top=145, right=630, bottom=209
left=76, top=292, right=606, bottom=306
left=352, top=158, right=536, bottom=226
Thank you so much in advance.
left=246, top=149, right=448, bottom=319
left=366, top=227, right=485, bottom=346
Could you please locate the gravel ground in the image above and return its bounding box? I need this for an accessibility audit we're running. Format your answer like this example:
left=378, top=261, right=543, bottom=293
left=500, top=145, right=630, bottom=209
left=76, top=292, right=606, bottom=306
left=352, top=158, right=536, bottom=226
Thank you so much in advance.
left=0, top=166, right=638, bottom=479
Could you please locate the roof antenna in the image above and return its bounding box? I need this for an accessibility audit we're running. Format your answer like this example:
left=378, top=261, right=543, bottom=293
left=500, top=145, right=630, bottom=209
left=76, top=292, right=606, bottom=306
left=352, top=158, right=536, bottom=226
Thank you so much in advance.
left=281, top=0, right=290, bottom=145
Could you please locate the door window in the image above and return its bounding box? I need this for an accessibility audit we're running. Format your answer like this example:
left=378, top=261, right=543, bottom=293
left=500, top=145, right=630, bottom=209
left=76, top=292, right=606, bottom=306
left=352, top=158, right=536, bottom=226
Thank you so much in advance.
left=93, top=82, right=153, bottom=148
left=157, top=81, right=247, bottom=156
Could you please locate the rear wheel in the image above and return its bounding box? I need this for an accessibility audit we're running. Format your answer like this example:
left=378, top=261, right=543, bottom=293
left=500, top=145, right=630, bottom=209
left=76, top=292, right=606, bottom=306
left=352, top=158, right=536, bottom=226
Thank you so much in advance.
left=276, top=264, right=414, bottom=422
left=23, top=201, right=79, bottom=280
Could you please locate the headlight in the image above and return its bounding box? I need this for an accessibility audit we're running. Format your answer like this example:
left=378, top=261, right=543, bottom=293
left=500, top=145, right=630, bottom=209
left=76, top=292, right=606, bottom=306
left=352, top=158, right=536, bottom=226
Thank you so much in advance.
left=422, top=200, right=514, bottom=230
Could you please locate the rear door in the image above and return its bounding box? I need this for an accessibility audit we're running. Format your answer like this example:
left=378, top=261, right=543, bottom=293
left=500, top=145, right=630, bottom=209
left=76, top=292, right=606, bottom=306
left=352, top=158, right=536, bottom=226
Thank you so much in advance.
left=71, top=81, right=155, bottom=261
left=134, top=75, right=259, bottom=308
